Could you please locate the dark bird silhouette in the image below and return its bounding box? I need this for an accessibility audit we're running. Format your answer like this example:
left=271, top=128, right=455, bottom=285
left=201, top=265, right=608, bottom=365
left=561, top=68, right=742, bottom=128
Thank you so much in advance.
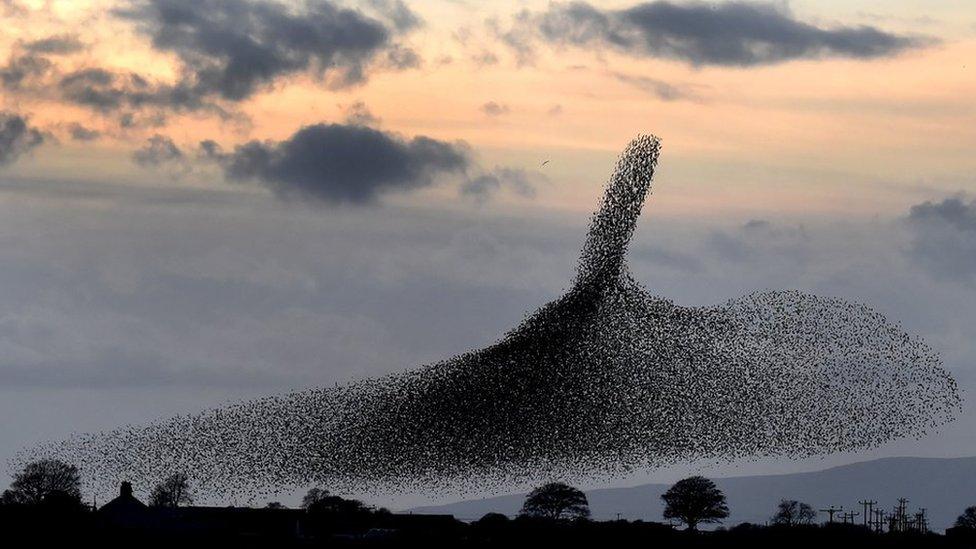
left=21, top=135, right=959, bottom=499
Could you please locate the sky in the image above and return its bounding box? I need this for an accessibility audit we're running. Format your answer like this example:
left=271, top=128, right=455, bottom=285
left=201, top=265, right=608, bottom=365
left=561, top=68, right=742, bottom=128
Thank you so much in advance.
left=0, top=0, right=975, bottom=508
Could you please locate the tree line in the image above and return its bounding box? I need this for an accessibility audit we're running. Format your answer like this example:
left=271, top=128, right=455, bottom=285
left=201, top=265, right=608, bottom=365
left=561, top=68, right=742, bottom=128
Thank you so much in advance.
left=8, top=458, right=976, bottom=536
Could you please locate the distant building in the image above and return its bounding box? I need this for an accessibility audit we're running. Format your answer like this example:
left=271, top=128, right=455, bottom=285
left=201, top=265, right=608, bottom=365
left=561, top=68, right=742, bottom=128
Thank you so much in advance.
left=93, top=482, right=459, bottom=541
left=98, top=481, right=152, bottom=529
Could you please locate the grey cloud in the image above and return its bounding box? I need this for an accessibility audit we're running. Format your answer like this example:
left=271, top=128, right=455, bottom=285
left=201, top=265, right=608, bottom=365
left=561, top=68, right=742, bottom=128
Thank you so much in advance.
left=115, top=0, right=417, bottom=102
left=212, top=123, right=470, bottom=204
left=0, top=112, right=44, bottom=166
left=706, top=219, right=810, bottom=263
left=132, top=134, right=184, bottom=167
left=384, top=44, right=422, bottom=69
left=197, top=139, right=224, bottom=160
left=460, top=167, right=539, bottom=203
left=366, top=0, right=423, bottom=32
left=59, top=68, right=128, bottom=111
left=906, top=197, right=976, bottom=285
left=67, top=123, right=101, bottom=142
left=0, top=53, right=52, bottom=90
left=459, top=174, right=500, bottom=202
left=632, top=244, right=704, bottom=273
left=743, top=219, right=771, bottom=230
left=23, top=34, right=85, bottom=55
left=515, top=1, right=928, bottom=67
left=481, top=101, right=510, bottom=116
left=58, top=67, right=224, bottom=118
left=612, top=72, right=702, bottom=102
left=489, top=11, right=537, bottom=66
left=342, top=100, right=381, bottom=126
left=471, top=51, right=499, bottom=66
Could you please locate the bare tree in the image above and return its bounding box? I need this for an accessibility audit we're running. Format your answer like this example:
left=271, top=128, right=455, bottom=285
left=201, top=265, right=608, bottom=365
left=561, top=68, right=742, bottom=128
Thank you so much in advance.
left=149, top=473, right=193, bottom=508
left=661, top=476, right=729, bottom=531
left=1, top=459, right=81, bottom=505
left=519, top=482, right=590, bottom=520
left=771, top=499, right=817, bottom=526
left=302, top=487, right=330, bottom=509
left=956, top=506, right=976, bottom=530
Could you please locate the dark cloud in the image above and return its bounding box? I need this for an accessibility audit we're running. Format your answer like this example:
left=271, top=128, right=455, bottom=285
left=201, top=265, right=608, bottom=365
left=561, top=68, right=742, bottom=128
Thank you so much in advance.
left=67, top=123, right=101, bottom=142
left=197, top=139, right=224, bottom=160
left=906, top=197, right=976, bottom=285
left=132, top=134, right=184, bottom=167
left=515, top=1, right=927, bottom=67
left=0, top=36, right=82, bottom=92
left=612, top=72, right=702, bottom=101
left=0, top=53, right=52, bottom=90
left=115, top=0, right=418, bottom=102
left=211, top=123, right=470, bottom=204
left=481, top=101, right=510, bottom=116
left=0, top=112, right=45, bottom=166
left=59, top=68, right=129, bottom=111
left=58, top=67, right=220, bottom=115
left=23, top=34, right=85, bottom=55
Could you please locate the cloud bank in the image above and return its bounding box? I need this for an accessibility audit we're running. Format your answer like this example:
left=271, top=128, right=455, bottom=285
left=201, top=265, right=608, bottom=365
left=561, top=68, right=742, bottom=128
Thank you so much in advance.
left=508, top=1, right=927, bottom=67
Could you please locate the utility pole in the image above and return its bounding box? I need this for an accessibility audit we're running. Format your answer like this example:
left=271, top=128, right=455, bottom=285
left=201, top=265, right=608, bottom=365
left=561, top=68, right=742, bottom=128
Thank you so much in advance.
left=859, top=500, right=877, bottom=527
left=821, top=506, right=843, bottom=525
left=897, top=498, right=910, bottom=533
left=873, top=509, right=886, bottom=534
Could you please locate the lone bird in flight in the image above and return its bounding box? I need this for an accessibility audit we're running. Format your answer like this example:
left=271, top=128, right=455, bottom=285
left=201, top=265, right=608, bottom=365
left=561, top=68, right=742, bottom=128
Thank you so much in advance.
left=27, top=135, right=960, bottom=498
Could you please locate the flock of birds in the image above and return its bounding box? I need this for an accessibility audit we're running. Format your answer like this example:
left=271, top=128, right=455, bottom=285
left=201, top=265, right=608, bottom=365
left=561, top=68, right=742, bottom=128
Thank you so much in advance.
left=20, top=135, right=960, bottom=500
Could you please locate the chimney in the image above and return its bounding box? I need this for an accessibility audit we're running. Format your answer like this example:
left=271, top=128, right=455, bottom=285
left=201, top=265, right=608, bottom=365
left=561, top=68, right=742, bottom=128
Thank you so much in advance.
left=120, top=481, right=133, bottom=498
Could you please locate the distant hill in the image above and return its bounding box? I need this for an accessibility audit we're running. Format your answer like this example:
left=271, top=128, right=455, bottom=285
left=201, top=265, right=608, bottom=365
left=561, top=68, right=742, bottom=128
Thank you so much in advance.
left=407, top=457, right=976, bottom=532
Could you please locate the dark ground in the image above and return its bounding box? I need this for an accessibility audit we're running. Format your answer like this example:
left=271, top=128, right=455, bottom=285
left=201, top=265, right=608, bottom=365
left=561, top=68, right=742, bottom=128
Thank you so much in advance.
left=4, top=503, right=976, bottom=548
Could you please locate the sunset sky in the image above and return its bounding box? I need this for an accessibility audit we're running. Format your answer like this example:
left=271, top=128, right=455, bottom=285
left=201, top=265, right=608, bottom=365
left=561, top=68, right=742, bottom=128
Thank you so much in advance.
left=1, top=0, right=975, bottom=507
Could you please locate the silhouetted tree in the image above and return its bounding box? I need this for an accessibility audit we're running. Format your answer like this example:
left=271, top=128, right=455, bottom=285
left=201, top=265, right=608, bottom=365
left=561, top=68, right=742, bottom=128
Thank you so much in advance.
left=477, top=512, right=510, bottom=526
left=266, top=501, right=286, bottom=509
left=149, top=473, right=193, bottom=508
left=307, top=494, right=373, bottom=515
left=302, top=487, right=330, bottom=509
left=519, top=482, right=590, bottom=520
left=771, top=499, right=816, bottom=526
left=956, top=506, right=976, bottom=529
left=661, top=476, right=729, bottom=531
left=1, top=459, right=81, bottom=505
